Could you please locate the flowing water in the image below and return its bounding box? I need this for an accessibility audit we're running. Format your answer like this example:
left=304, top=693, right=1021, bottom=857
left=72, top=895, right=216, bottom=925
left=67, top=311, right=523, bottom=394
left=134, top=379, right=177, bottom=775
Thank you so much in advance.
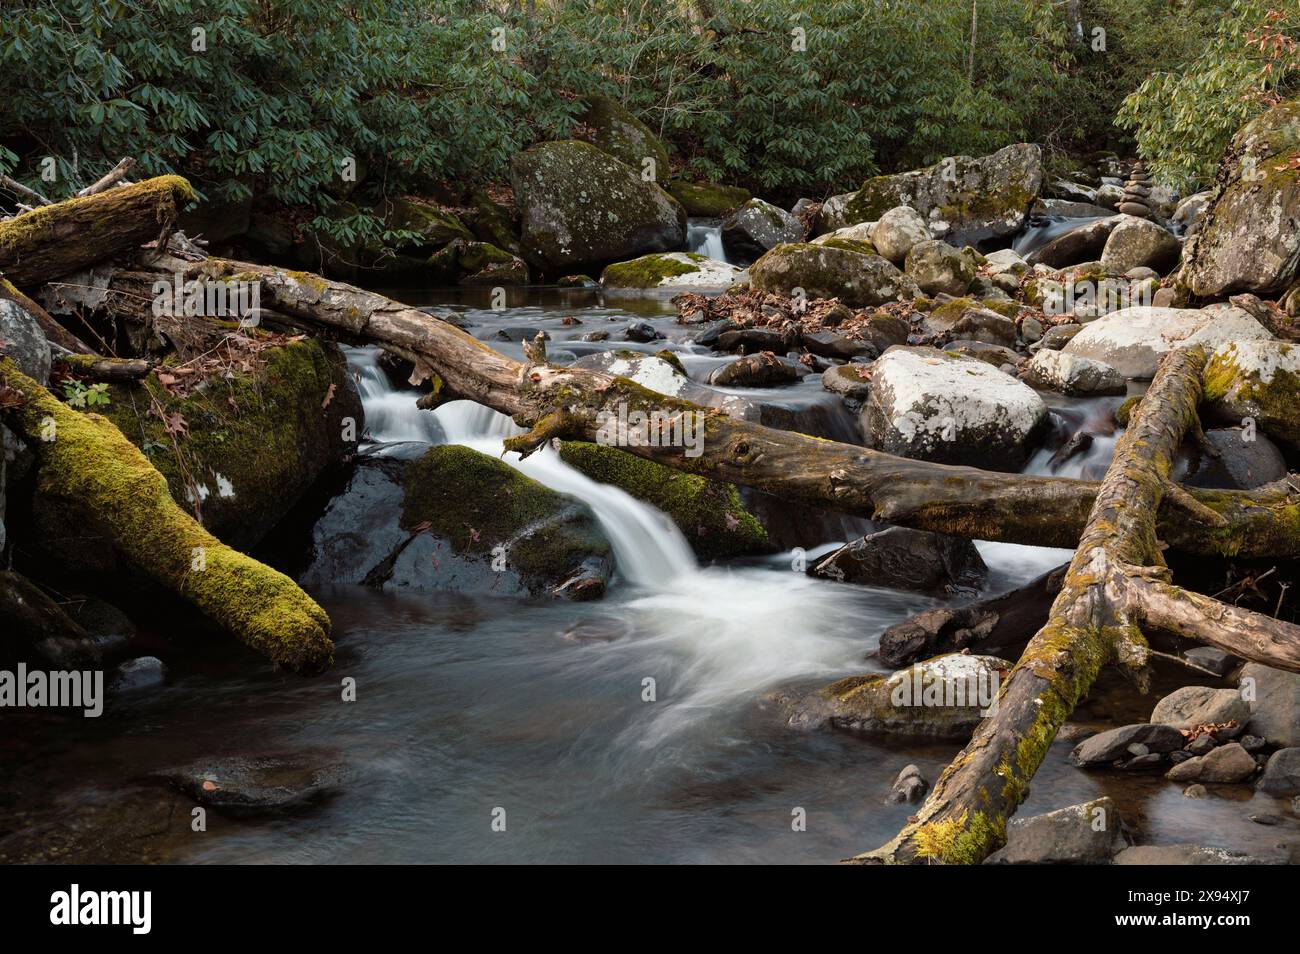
left=1012, top=214, right=1111, bottom=258
left=5, top=286, right=1291, bottom=865
left=687, top=218, right=728, bottom=262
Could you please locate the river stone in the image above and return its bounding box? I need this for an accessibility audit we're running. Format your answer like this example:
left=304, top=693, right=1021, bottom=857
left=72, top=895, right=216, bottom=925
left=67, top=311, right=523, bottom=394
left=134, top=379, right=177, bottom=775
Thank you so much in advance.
left=886, top=764, right=929, bottom=804
left=1095, top=182, right=1124, bottom=210
left=1031, top=198, right=1115, bottom=219
left=1099, top=215, right=1181, bottom=273
left=510, top=140, right=687, bottom=270
left=860, top=312, right=911, bottom=352
left=844, top=143, right=1042, bottom=245
left=1202, top=340, right=1300, bottom=450
left=1256, top=748, right=1300, bottom=795
left=808, top=526, right=987, bottom=596
left=984, top=247, right=1028, bottom=277
left=0, top=299, right=51, bottom=384
left=1070, top=724, right=1186, bottom=767
left=1062, top=305, right=1272, bottom=379
left=301, top=444, right=613, bottom=600
left=1022, top=349, right=1125, bottom=397
left=1239, top=662, right=1300, bottom=747
left=870, top=206, right=931, bottom=263
left=1113, top=845, right=1286, bottom=865
left=1150, top=686, right=1250, bottom=729
left=985, top=797, right=1123, bottom=864
left=112, top=656, right=166, bottom=692
left=863, top=346, right=1048, bottom=470
left=1165, top=742, right=1257, bottom=783
left=1173, top=427, right=1287, bottom=490
left=821, top=363, right=874, bottom=399
left=942, top=307, right=1016, bottom=347
left=904, top=239, right=976, bottom=296
left=708, top=353, right=799, bottom=388
left=160, top=755, right=343, bottom=817
left=1182, top=99, right=1300, bottom=297
left=601, top=252, right=740, bottom=289
left=803, top=330, right=874, bottom=361
left=748, top=243, right=915, bottom=306
left=581, top=95, right=670, bottom=182
left=721, top=198, right=805, bottom=263
left=1027, top=216, right=1120, bottom=268
left=788, top=653, right=1010, bottom=739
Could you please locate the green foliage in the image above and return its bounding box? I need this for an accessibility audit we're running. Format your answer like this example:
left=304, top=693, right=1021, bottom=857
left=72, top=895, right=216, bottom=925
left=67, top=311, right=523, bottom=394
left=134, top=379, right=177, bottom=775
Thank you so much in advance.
left=62, top=380, right=110, bottom=408
left=1116, top=0, right=1300, bottom=190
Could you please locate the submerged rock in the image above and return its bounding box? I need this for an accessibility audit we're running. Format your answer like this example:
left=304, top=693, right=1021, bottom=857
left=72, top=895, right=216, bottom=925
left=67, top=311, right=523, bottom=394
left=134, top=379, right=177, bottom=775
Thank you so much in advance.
left=985, top=797, right=1124, bottom=865
left=160, top=755, right=343, bottom=817
left=809, top=526, right=987, bottom=596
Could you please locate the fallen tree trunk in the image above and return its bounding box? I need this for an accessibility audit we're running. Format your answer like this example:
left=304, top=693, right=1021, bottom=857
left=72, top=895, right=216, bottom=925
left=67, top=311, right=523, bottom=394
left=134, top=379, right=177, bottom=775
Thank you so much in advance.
left=187, top=256, right=1300, bottom=560
left=0, top=356, right=333, bottom=672
left=0, top=176, right=194, bottom=288
left=53, top=354, right=154, bottom=382
left=852, top=347, right=1300, bottom=865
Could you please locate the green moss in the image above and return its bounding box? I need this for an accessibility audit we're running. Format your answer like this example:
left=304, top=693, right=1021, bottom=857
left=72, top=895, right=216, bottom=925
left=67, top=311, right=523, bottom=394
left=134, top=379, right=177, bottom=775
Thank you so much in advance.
left=601, top=252, right=705, bottom=288
left=929, top=296, right=975, bottom=327
left=559, top=440, right=768, bottom=560
left=981, top=298, right=1019, bottom=318
left=666, top=180, right=751, bottom=217
left=819, top=237, right=877, bottom=255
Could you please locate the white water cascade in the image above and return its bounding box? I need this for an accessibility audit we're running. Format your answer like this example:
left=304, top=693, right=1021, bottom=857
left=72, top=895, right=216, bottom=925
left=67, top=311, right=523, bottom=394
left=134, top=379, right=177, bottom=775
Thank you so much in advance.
left=687, top=219, right=728, bottom=263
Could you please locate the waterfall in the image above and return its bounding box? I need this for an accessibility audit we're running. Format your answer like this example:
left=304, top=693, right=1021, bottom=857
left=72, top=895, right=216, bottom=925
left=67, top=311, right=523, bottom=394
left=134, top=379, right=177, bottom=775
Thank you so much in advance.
left=687, top=219, right=728, bottom=263
left=1012, top=214, right=1109, bottom=257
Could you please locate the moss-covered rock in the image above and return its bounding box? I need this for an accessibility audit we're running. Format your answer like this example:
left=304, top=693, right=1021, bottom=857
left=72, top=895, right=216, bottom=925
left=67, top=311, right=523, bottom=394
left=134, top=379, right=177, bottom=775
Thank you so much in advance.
left=466, top=189, right=525, bottom=259
left=666, top=180, right=751, bottom=217
left=600, top=251, right=739, bottom=289
left=558, top=441, right=767, bottom=560
left=582, top=95, right=671, bottom=183
left=1203, top=340, right=1300, bottom=450
left=748, top=242, right=916, bottom=306
left=509, top=140, right=687, bottom=271
left=844, top=143, right=1042, bottom=246
left=904, top=239, right=977, bottom=296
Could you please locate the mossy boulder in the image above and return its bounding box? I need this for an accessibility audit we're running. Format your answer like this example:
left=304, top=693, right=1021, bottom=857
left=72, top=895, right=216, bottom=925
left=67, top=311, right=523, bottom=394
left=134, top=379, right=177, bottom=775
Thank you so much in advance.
left=89, top=339, right=363, bottom=551
left=666, top=180, right=751, bottom=217
left=748, top=242, right=916, bottom=307
left=844, top=143, right=1043, bottom=246
left=558, top=441, right=768, bottom=560
left=904, top=239, right=977, bottom=296
left=509, top=140, right=687, bottom=271
left=306, top=196, right=474, bottom=280
left=600, top=251, right=740, bottom=289
left=582, top=95, right=671, bottom=183
left=466, top=189, right=525, bottom=259
left=1202, top=340, right=1300, bottom=450
left=378, top=195, right=475, bottom=251
left=1183, top=99, right=1300, bottom=297
left=720, top=198, right=805, bottom=263
left=302, top=444, right=612, bottom=600
left=429, top=239, right=529, bottom=286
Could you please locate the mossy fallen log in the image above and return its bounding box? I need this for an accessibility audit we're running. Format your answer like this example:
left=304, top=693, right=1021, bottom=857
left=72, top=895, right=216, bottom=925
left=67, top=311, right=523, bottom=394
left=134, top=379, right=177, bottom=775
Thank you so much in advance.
left=0, top=175, right=195, bottom=288
left=0, top=356, right=333, bottom=672
left=854, top=348, right=1300, bottom=866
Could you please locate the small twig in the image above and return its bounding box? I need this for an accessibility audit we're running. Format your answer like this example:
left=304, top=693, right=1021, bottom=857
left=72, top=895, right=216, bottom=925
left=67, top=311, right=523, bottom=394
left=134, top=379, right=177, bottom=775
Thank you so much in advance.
left=0, top=173, right=51, bottom=207
left=1275, top=581, right=1291, bottom=619
left=76, top=157, right=136, bottom=198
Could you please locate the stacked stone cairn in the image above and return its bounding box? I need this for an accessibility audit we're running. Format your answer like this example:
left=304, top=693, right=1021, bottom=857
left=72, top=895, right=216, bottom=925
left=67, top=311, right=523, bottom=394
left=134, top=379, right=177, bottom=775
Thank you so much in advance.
left=1119, top=162, right=1152, bottom=218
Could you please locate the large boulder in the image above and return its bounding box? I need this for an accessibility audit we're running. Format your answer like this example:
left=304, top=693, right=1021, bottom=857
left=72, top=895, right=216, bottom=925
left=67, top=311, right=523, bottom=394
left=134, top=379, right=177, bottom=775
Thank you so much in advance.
left=1202, top=340, right=1300, bottom=449
left=302, top=444, right=612, bottom=600
left=863, top=347, right=1049, bottom=470
left=581, top=95, right=670, bottom=182
left=1027, top=216, right=1120, bottom=268
left=600, top=252, right=740, bottom=289
left=1182, top=99, right=1300, bottom=297
left=1063, top=305, right=1272, bottom=379
left=787, top=653, right=1010, bottom=739
left=748, top=243, right=915, bottom=307
left=1022, top=349, right=1125, bottom=397
left=808, top=526, right=987, bottom=595
left=509, top=140, right=687, bottom=271
left=1172, top=427, right=1288, bottom=489
left=844, top=143, right=1043, bottom=245
left=871, top=205, right=931, bottom=263
left=904, top=239, right=976, bottom=296
left=666, top=180, right=750, bottom=217
left=1257, top=748, right=1300, bottom=795
left=1099, top=216, right=1181, bottom=273
left=1150, top=686, right=1250, bottom=729
left=720, top=199, right=805, bottom=263
left=1239, top=662, right=1300, bottom=747
left=985, top=797, right=1124, bottom=865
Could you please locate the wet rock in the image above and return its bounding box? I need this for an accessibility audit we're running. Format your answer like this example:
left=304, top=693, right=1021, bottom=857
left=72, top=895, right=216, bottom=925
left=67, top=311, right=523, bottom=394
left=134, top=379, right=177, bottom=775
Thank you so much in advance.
left=1099, top=216, right=1181, bottom=273
left=1257, top=748, right=1300, bottom=795
left=111, top=656, right=166, bottom=692
left=1186, top=734, right=1219, bottom=757
left=0, top=569, right=101, bottom=667
left=788, top=653, right=1010, bottom=739
left=862, top=346, right=1049, bottom=470
left=1027, top=216, right=1120, bottom=269
left=1150, top=685, right=1250, bottom=729
left=1023, top=349, right=1125, bottom=396
left=886, top=764, right=929, bottom=804
left=601, top=252, right=740, bottom=290
left=624, top=321, right=663, bottom=343
left=160, top=755, right=343, bottom=817
left=820, top=362, right=874, bottom=400
left=809, top=526, right=987, bottom=596
left=1173, top=427, right=1287, bottom=490
left=1183, top=784, right=1208, bottom=799
left=844, top=143, right=1043, bottom=245
left=803, top=330, right=874, bottom=361
left=1203, top=340, right=1300, bottom=451
left=1070, top=724, right=1186, bottom=767
left=1113, top=844, right=1286, bottom=865
left=0, top=298, right=52, bottom=384
left=905, top=239, right=976, bottom=296
left=721, top=199, right=805, bottom=263
left=510, top=140, right=686, bottom=270
left=1062, top=305, right=1271, bottom=379
left=1239, top=662, right=1300, bottom=747
left=749, top=243, right=915, bottom=307
left=716, top=327, right=796, bottom=354
left=870, top=206, right=931, bottom=263
left=1165, top=742, right=1257, bottom=783
left=708, top=353, right=799, bottom=388
left=985, top=797, right=1124, bottom=864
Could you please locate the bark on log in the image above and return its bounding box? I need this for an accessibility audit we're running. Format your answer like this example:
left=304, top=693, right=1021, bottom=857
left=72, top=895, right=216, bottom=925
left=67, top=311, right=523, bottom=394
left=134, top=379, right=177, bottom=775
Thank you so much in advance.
left=0, top=356, right=333, bottom=672
left=188, top=256, right=1300, bottom=560
left=0, top=176, right=195, bottom=288
left=852, top=348, right=1300, bottom=865
left=54, top=354, right=154, bottom=381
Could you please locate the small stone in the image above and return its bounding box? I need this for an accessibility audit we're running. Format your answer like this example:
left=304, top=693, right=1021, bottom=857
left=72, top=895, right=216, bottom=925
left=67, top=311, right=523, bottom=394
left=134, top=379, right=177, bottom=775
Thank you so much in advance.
left=1183, top=784, right=1207, bottom=798
left=1249, top=813, right=1283, bottom=826
left=1187, top=734, right=1218, bottom=756
left=1239, top=734, right=1266, bottom=753
left=624, top=321, right=663, bottom=343
left=1126, top=742, right=1150, bottom=757
left=112, top=656, right=166, bottom=692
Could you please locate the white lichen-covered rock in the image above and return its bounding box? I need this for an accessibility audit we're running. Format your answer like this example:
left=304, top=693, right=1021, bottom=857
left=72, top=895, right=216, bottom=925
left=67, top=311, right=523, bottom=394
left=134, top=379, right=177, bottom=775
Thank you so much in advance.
left=1099, top=215, right=1181, bottom=274
left=1173, top=190, right=1213, bottom=232
left=870, top=206, right=931, bottom=263
left=600, top=252, right=740, bottom=289
left=984, top=248, right=1028, bottom=277
left=509, top=140, right=686, bottom=270
left=748, top=242, right=916, bottom=306
left=1023, top=349, right=1125, bottom=396
left=787, top=653, right=1011, bottom=739
left=570, top=350, right=704, bottom=401
left=844, top=143, right=1043, bottom=245
left=811, top=221, right=876, bottom=247
left=816, top=191, right=856, bottom=233
left=863, top=346, right=1049, bottom=469
left=1182, top=100, right=1300, bottom=297
left=1063, top=305, right=1272, bottom=379
left=1203, top=340, right=1300, bottom=449
left=721, top=198, right=804, bottom=262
